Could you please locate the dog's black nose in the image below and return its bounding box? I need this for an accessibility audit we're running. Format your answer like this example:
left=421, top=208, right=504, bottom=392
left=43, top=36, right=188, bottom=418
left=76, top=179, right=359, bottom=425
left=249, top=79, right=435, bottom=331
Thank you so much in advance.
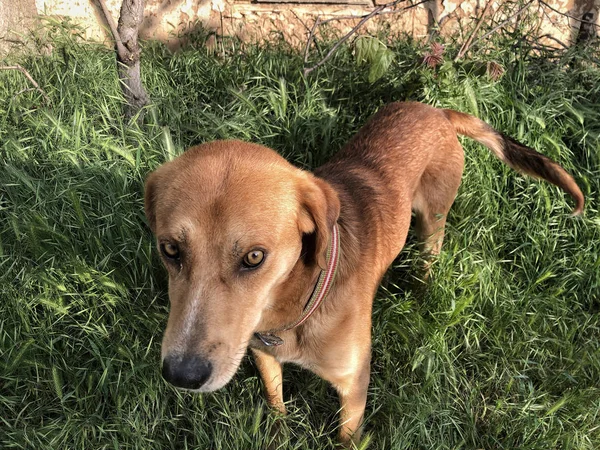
left=161, top=354, right=212, bottom=390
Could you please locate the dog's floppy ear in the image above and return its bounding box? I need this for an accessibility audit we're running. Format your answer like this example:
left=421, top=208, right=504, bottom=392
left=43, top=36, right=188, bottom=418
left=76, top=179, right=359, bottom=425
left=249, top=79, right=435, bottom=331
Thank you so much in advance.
left=297, top=173, right=341, bottom=270
left=144, top=171, right=160, bottom=233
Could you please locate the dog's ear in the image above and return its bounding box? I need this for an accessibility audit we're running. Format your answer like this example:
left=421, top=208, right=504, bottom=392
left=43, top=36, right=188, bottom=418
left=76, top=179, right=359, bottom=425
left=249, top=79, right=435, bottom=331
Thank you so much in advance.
left=297, top=174, right=341, bottom=270
left=144, top=171, right=160, bottom=233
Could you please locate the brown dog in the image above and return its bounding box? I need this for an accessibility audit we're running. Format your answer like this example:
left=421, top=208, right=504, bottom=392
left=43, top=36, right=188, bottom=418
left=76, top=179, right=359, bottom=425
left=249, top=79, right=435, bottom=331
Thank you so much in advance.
left=144, top=102, right=584, bottom=445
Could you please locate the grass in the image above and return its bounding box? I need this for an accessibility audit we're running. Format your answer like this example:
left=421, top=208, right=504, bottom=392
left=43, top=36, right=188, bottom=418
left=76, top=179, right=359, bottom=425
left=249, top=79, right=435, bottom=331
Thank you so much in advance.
left=1, top=19, right=599, bottom=449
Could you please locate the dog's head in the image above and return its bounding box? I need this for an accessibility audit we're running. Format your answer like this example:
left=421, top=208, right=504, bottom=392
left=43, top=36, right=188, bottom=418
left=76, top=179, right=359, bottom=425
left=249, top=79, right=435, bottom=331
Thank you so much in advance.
left=144, top=140, right=339, bottom=391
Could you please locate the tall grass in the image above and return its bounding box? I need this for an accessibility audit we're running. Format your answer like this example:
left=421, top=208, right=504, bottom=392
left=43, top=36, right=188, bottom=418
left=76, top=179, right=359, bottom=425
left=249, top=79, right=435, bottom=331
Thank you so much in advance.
left=1, top=19, right=599, bottom=449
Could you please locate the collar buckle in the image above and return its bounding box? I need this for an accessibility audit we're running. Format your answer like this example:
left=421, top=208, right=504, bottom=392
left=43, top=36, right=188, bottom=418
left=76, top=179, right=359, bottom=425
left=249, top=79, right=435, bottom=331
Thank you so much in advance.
left=254, top=332, right=284, bottom=347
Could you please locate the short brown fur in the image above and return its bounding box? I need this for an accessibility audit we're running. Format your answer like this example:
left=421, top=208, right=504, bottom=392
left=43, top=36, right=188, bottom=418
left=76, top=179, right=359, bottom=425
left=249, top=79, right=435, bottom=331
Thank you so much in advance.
left=145, top=102, right=583, bottom=446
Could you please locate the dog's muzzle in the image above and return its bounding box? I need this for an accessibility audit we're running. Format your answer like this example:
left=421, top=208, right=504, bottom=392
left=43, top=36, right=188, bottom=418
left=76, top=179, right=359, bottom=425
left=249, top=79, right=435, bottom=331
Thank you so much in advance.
left=161, top=354, right=213, bottom=390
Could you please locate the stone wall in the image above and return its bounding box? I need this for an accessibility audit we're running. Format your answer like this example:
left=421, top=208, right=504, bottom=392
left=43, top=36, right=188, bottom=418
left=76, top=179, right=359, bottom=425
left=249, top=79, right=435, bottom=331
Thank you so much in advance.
left=1, top=0, right=599, bottom=55
left=0, top=0, right=37, bottom=54
left=219, top=0, right=599, bottom=48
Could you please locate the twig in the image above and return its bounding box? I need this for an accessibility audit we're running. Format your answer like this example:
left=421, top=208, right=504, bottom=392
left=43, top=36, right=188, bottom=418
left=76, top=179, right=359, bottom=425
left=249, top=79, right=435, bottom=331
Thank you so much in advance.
left=316, top=9, right=412, bottom=26
left=0, top=64, right=51, bottom=104
left=14, top=88, right=37, bottom=97
left=537, top=0, right=600, bottom=28
left=303, top=0, right=428, bottom=77
left=466, top=0, right=536, bottom=53
left=540, top=34, right=569, bottom=49
left=455, top=0, right=494, bottom=61
left=291, top=10, right=312, bottom=34
left=467, top=0, right=592, bottom=55
left=303, top=5, right=388, bottom=77
left=304, top=15, right=321, bottom=65
left=523, top=37, right=600, bottom=64
left=94, top=0, right=129, bottom=60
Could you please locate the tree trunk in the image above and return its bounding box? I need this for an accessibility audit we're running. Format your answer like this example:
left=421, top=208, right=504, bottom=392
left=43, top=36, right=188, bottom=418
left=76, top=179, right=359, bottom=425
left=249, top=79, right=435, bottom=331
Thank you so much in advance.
left=116, top=0, right=148, bottom=121
left=576, top=11, right=597, bottom=45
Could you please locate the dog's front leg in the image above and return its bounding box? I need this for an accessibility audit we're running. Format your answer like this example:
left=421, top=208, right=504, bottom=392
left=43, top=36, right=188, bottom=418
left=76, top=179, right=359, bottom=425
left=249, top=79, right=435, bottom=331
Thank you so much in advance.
left=252, top=348, right=288, bottom=450
left=318, top=347, right=371, bottom=447
left=335, top=365, right=370, bottom=446
left=252, top=348, right=286, bottom=415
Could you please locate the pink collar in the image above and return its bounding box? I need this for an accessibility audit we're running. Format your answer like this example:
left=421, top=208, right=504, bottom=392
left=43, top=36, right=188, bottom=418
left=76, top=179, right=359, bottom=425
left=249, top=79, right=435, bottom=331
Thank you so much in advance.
left=254, top=224, right=341, bottom=347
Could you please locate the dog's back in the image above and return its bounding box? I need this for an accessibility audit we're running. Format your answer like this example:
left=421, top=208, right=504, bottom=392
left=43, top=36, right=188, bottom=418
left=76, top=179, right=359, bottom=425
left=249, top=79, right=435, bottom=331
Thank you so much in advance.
left=317, top=102, right=583, bottom=271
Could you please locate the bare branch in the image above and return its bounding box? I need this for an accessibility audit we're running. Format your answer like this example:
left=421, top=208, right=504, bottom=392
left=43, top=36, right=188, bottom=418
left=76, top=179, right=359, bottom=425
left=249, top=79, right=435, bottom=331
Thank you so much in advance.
left=539, top=34, right=569, bottom=48
left=303, top=7, right=386, bottom=77
left=0, top=64, right=51, bottom=105
left=14, top=88, right=37, bottom=97
left=94, top=0, right=129, bottom=60
left=304, top=15, right=321, bottom=65
left=291, top=10, right=312, bottom=34
left=466, top=0, right=536, bottom=53
left=537, top=0, right=599, bottom=28
left=317, top=8, right=412, bottom=26
left=455, top=0, right=494, bottom=61
left=303, top=0, right=429, bottom=77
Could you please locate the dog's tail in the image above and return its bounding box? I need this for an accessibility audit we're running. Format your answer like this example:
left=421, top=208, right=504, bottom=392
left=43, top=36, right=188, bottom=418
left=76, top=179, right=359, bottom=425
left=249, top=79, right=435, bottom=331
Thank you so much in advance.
left=443, top=109, right=584, bottom=215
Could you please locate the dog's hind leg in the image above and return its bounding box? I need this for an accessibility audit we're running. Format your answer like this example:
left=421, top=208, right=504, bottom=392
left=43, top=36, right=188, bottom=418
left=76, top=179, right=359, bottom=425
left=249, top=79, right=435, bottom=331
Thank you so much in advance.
left=412, top=147, right=464, bottom=275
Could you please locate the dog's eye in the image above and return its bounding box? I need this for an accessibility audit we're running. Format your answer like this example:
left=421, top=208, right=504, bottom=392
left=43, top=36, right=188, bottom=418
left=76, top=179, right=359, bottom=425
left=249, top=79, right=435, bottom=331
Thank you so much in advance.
left=161, top=243, right=180, bottom=260
left=242, top=250, right=265, bottom=268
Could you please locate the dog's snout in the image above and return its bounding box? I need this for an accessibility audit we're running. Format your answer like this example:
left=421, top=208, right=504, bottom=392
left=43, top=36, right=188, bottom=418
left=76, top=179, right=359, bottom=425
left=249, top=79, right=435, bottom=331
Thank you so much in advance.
left=162, top=354, right=213, bottom=390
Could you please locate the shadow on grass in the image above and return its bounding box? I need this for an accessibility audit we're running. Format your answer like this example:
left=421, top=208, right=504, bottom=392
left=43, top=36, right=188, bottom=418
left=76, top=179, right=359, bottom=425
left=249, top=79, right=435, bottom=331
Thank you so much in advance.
left=2, top=26, right=600, bottom=449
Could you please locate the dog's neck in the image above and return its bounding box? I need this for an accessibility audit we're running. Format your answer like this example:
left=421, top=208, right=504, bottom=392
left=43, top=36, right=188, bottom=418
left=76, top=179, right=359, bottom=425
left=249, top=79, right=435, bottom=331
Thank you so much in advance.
left=255, top=254, right=322, bottom=336
left=258, top=201, right=360, bottom=337
left=257, top=223, right=342, bottom=345
left=253, top=173, right=364, bottom=345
